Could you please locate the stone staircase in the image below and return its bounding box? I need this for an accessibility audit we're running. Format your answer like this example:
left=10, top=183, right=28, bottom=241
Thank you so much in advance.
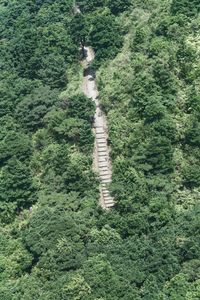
left=83, top=46, right=114, bottom=209
left=95, top=126, right=114, bottom=209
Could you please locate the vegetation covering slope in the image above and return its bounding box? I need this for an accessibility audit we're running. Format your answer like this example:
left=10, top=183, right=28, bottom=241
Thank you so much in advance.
left=0, top=0, right=200, bottom=299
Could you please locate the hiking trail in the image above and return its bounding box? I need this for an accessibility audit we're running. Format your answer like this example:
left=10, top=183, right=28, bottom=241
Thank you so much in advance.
left=82, top=47, right=114, bottom=209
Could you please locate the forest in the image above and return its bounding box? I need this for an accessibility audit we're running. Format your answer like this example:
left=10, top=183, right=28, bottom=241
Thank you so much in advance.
left=0, top=0, right=200, bottom=299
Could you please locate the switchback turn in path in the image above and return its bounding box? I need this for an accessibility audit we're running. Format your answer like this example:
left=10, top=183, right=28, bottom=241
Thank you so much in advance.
left=82, top=47, right=114, bottom=209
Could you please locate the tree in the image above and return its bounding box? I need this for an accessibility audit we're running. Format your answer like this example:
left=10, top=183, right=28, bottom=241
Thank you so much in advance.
left=171, top=0, right=200, bottom=16
left=0, top=158, right=37, bottom=222
left=69, top=14, right=89, bottom=46
left=183, top=165, right=200, bottom=188
left=88, top=11, right=123, bottom=66
left=185, top=118, right=200, bottom=147
left=9, top=26, right=38, bottom=77
left=61, top=94, right=95, bottom=122
left=15, top=86, right=59, bottom=132
left=142, top=137, right=174, bottom=174
left=35, top=54, right=68, bottom=88
left=61, top=274, right=91, bottom=300
left=78, top=0, right=106, bottom=13
left=108, top=0, right=131, bottom=15
left=144, top=96, right=166, bottom=123
left=0, top=130, right=32, bottom=166
left=0, top=75, right=40, bottom=117
left=23, top=194, right=89, bottom=261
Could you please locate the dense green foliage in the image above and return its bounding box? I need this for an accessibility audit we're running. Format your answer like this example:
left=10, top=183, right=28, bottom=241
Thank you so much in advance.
left=97, top=0, right=200, bottom=298
left=78, top=0, right=131, bottom=15
left=70, top=1, right=124, bottom=65
left=1, top=0, right=200, bottom=299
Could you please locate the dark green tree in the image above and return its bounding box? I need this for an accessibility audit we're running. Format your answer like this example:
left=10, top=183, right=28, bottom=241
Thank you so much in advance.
left=61, top=93, right=95, bottom=122
left=78, top=0, right=106, bottom=13
left=171, top=0, right=200, bottom=16
left=15, top=86, right=59, bottom=132
left=0, top=158, right=36, bottom=222
left=88, top=11, right=123, bottom=66
left=108, top=0, right=131, bottom=15
left=144, top=137, right=174, bottom=174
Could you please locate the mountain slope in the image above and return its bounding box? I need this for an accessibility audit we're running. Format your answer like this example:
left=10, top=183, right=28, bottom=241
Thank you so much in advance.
left=0, top=0, right=200, bottom=299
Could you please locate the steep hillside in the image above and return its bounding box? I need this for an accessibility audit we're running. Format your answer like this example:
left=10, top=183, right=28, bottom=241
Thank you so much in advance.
left=0, top=0, right=200, bottom=299
left=97, top=0, right=200, bottom=298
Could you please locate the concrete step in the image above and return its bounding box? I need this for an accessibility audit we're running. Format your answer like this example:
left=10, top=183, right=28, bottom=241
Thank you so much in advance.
left=98, top=152, right=109, bottom=159
left=99, top=170, right=111, bottom=178
left=99, top=166, right=110, bottom=171
left=97, top=146, right=107, bottom=149
left=100, top=171, right=110, bottom=175
left=97, top=140, right=107, bottom=144
left=95, top=128, right=104, bottom=131
left=99, top=167, right=108, bottom=171
left=97, top=141, right=106, bottom=145
left=98, top=144, right=107, bottom=148
left=104, top=200, right=114, bottom=205
left=98, top=160, right=108, bottom=168
left=104, top=199, right=113, bottom=204
left=98, top=163, right=108, bottom=168
left=99, top=160, right=109, bottom=165
left=98, top=154, right=107, bottom=158
left=104, top=197, right=113, bottom=202
left=97, top=145, right=107, bottom=149
left=98, top=155, right=108, bottom=160
left=99, top=161, right=108, bottom=165
left=98, top=157, right=108, bottom=162
left=98, top=155, right=107, bottom=159
left=105, top=202, right=114, bottom=208
left=96, top=130, right=105, bottom=134
left=99, top=171, right=111, bottom=177
left=100, top=171, right=111, bottom=175
left=102, top=191, right=111, bottom=196
left=102, top=186, right=110, bottom=189
left=97, top=140, right=106, bottom=144
left=96, top=135, right=105, bottom=139
left=101, top=179, right=111, bottom=185
left=100, top=174, right=111, bottom=179
left=99, top=169, right=109, bottom=173
left=97, top=148, right=107, bottom=152
left=103, top=192, right=112, bottom=197
left=101, top=179, right=112, bottom=184
left=98, top=158, right=108, bottom=162
left=98, top=150, right=107, bottom=154
left=99, top=160, right=107, bottom=164
left=97, top=148, right=108, bottom=156
left=97, top=139, right=106, bottom=143
left=97, top=141, right=107, bottom=145
left=101, top=179, right=112, bottom=183
left=103, top=193, right=112, bottom=198
left=102, top=187, right=110, bottom=192
left=99, top=159, right=108, bottom=163
left=104, top=197, right=114, bottom=200
left=100, top=168, right=110, bottom=172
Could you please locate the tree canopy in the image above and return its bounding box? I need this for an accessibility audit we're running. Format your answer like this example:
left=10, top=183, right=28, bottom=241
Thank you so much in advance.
left=0, top=0, right=200, bottom=299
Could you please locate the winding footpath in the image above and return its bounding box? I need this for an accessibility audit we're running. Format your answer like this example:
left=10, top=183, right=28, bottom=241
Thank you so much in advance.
left=82, top=47, right=114, bottom=209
